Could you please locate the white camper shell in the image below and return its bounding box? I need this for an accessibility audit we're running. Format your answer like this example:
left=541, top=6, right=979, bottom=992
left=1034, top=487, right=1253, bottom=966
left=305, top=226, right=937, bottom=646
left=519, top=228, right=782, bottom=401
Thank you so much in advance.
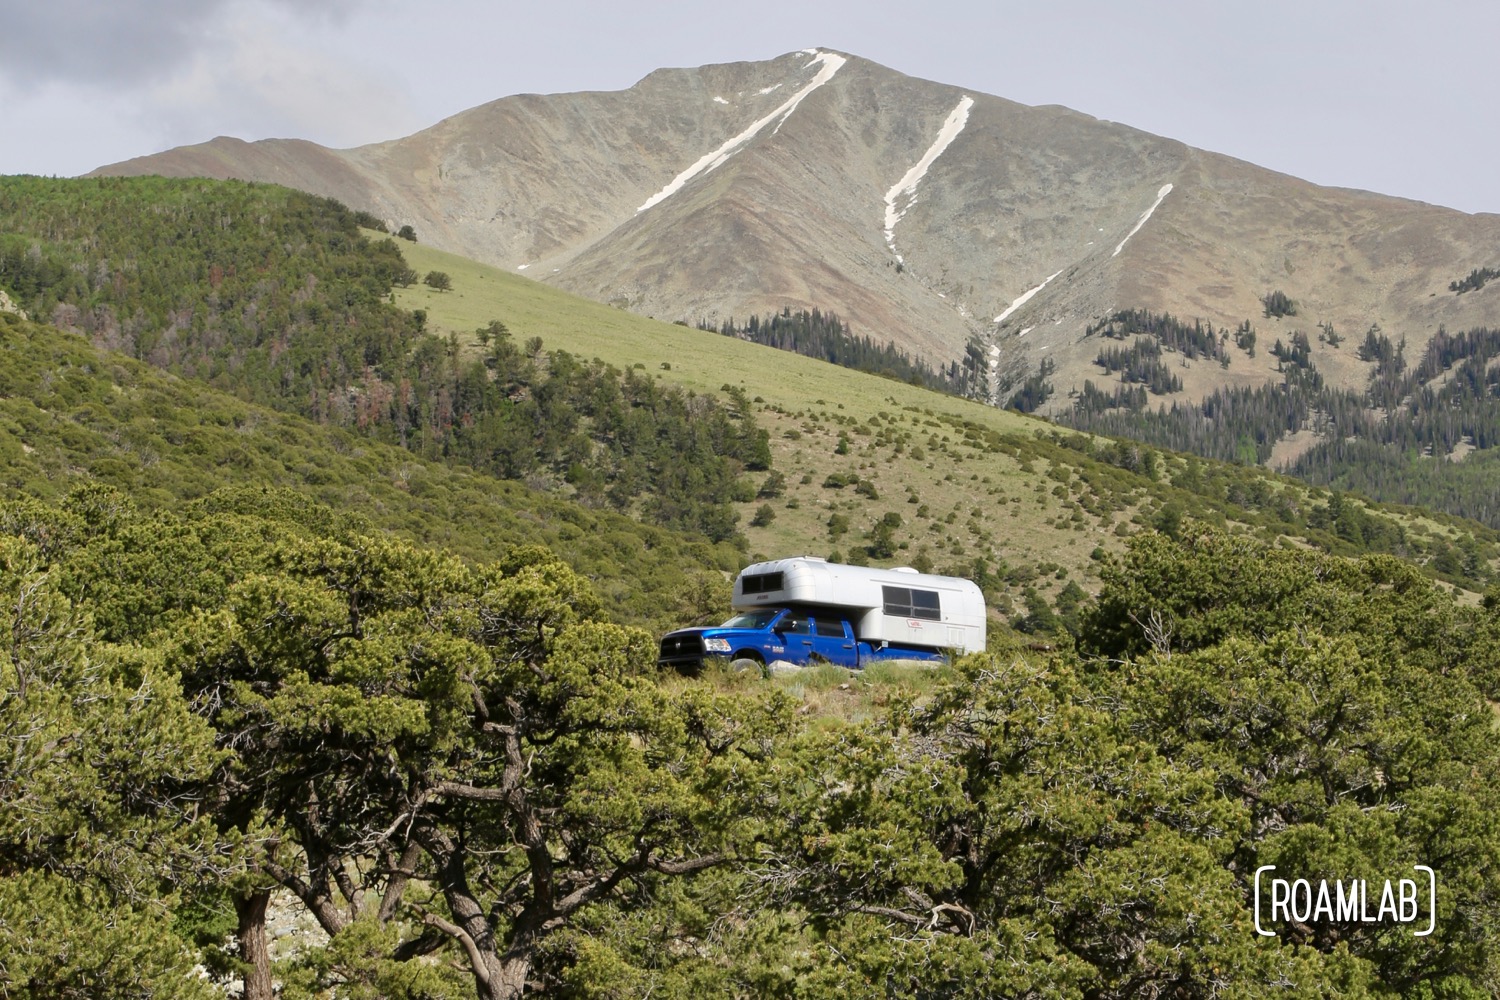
left=731, top=556, right=986, bottom=655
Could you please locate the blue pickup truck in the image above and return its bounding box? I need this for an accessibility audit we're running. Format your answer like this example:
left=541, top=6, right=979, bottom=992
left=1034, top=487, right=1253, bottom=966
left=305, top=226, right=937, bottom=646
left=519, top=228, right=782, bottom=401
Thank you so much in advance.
left=658, top=557, right=986, bottom=673
left=657, top=606, right=945, bottom=673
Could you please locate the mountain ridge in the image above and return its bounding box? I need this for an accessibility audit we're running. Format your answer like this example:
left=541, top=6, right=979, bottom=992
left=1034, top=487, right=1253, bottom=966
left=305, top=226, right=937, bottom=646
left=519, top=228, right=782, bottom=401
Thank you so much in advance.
left=92, top=49, right=1500, bottom=412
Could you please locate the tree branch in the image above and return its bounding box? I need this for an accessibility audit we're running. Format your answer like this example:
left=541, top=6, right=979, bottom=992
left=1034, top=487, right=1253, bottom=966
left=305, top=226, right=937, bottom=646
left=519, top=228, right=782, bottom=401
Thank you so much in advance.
left=419, top=910, right=492, bottom=990
left=852, top=904, right=928, bottom=928
left=261, top=855, right=349, bottom=938
left=650, top=853, right=725, bottom=876
left=378, top=839, right=424, bottom=925
left=432, top=780, right=510, bottom=802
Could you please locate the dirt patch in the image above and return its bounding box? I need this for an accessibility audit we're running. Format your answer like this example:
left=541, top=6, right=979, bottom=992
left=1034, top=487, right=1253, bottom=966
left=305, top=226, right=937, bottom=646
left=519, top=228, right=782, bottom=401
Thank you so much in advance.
left=1268, top=427, right=1321, bottom=469
left=1447, top=439, right=1476, bottom=463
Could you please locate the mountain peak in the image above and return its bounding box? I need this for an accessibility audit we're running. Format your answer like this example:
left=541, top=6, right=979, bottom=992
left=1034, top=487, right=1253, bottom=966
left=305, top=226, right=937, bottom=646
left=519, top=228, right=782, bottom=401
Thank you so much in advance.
left=92, top=50, right=1500, bottom=409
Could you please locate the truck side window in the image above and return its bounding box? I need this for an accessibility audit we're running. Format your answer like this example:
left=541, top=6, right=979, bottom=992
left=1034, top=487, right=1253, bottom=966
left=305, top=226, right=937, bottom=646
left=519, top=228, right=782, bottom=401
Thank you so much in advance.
left=778, top=614, right=810, bottom=635
left=813, top=616, right=846, bottom=638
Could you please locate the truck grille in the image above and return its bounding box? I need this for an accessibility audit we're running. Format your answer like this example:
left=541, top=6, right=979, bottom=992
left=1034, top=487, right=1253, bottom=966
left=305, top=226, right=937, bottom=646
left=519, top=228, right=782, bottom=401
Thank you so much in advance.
left=658, top=633, right=706, bottom=670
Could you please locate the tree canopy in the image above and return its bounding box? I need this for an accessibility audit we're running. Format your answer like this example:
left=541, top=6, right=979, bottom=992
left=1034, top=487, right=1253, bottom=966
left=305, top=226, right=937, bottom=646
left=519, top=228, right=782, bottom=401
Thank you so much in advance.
left=4, top=176, right=1500, bottom=999
left=5, top=490, right=1500, bottom=998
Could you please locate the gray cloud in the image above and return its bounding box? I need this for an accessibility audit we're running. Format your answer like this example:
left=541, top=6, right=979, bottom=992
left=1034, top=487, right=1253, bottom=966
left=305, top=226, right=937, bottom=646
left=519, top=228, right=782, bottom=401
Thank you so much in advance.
left=0, top=0, right=220, bottom=87
left=0, top=0, right=367, bottom=89
left=139, top=6, right=422, bottom=150
left=1, top=0, right=1495, bottom=213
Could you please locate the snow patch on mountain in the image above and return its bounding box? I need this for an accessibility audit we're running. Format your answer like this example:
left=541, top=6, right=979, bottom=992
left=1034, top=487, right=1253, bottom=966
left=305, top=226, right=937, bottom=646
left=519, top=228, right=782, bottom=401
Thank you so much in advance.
left=1113, top=183, right=1173, bottom=257
left=882, top=95, right=974, bottom=264
left=713, top=96, right=729, bottom=105
left=994, top=270, right=1063, bottom=324
left=637, top=51, right=847, bottom=214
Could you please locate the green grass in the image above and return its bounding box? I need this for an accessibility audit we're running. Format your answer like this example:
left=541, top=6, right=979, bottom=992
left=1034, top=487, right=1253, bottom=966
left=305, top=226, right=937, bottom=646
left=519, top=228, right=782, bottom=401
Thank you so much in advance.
left=380, top=233, right=1500, bottom=607
left=390, top=234, right=1036, bottom=426
left=385, top=236, right=1116, bottom=588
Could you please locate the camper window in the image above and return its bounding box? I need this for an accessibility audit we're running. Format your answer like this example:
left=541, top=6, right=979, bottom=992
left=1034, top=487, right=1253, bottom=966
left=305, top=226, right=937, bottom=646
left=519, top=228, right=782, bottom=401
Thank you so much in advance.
left=741, top=572, right=784, bottom=595
left=882, top=585, right=942, bottom=621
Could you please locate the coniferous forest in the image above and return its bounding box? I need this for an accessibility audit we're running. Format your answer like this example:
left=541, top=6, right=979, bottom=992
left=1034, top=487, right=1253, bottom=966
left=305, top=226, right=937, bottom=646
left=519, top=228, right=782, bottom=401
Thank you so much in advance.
left=707, top=307, right=957, bottom=392
left=1058, top=309, right=1500, bottom=528
left=3, top=177, right=1500, bottom=999
left=0, top=177, right=769, bottom=543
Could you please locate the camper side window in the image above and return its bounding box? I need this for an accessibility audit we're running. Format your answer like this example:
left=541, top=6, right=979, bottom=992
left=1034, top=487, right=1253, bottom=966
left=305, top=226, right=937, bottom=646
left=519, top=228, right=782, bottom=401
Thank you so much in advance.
left=741, top=572, right=784, bottom=594
left=882, top=585, right=942, bottom=621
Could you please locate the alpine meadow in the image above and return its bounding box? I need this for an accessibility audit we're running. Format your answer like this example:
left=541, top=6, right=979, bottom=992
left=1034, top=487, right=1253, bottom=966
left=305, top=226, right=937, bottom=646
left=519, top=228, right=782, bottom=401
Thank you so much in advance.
left=4, top=46, right=1500, bottom=1000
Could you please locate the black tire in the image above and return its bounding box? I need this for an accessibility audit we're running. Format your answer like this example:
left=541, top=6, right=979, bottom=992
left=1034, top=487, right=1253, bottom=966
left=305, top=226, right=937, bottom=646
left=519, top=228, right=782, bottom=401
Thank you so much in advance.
left=730, top=656, right=765, bottom=677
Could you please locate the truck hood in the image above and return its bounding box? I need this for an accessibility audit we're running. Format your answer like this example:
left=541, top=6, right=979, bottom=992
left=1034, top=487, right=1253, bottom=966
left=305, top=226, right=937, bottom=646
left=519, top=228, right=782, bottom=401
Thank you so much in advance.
left=662, top=626, right=768, bottom=642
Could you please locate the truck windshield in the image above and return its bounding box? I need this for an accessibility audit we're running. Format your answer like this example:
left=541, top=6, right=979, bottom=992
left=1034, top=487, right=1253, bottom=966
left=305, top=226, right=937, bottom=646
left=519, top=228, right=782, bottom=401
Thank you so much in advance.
left=720, top=610, right=783, bottom=629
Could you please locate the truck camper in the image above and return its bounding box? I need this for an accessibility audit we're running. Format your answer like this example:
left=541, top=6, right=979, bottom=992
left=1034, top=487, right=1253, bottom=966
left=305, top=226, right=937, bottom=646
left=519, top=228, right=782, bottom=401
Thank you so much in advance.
left=658, top=556, right=986, bottom=672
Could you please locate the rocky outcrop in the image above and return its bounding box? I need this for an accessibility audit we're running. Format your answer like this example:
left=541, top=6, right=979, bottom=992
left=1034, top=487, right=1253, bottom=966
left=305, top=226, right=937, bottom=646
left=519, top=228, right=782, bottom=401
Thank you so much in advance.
left=0, top=288, right=27, bottom=320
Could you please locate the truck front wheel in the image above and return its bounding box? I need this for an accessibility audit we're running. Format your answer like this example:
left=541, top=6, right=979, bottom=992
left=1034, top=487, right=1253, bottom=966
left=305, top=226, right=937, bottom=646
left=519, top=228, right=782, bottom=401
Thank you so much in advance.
left=730, top=654, right=765, bottom=677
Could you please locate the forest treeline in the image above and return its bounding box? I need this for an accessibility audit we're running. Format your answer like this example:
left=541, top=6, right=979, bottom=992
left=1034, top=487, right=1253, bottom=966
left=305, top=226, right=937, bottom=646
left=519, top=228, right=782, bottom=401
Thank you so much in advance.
left=1087, top=307, right=1229, bottom=361
left=1058, top=308, right=1500, bottom=528
left=0, top=176, right=768, bottom=543
left=0, top=309, right=746, bottom=625
left=1092, top=337, right=1183, bottom=395
left=4, top=489, right=1499, bottom=999
left=1451, top=266, right=1498, bottom=294
left=1035, top=422, right=1500, bottom=598
left=706, top=307, right=957, bottom=392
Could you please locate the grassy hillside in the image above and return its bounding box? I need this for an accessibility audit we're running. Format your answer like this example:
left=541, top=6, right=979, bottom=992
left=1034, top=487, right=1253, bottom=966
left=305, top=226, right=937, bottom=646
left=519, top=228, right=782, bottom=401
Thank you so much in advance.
left=0, top=177, right=775, bottom=548
left=0, top=174, right=1493, bottom=632
left=0, top=309, right=743, bottom=627
left=5, top=180, right=1500, bottom=1000
left=390, top=235, right=1500, bottom=605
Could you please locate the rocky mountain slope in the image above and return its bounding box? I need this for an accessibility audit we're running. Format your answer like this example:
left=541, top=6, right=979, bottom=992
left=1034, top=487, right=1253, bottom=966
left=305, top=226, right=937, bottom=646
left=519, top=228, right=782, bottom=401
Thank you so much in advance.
left=93, top=49, right=1500, bottom=411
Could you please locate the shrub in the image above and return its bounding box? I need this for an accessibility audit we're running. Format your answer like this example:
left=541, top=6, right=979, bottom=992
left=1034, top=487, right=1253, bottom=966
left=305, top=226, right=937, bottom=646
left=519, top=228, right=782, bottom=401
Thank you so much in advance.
left=1261, top=289, right=1296, bottom=318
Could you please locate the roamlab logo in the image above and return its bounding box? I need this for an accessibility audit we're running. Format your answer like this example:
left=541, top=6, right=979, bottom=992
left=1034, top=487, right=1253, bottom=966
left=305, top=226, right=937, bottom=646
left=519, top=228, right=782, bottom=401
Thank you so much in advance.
left=1254, top=865, right=1436, bottom=937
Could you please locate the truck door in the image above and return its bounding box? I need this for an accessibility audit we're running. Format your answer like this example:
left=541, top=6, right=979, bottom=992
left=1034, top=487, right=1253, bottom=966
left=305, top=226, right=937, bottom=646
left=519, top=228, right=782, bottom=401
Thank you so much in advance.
left=774, top=611, right=814, bottom=663
left=811, top=615, right=855, bottom=665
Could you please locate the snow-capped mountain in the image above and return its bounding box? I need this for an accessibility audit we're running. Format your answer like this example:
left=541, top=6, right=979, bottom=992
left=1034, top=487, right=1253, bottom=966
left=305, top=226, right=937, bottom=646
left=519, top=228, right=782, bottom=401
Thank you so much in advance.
left=94, top=49, right=1500, bottom=409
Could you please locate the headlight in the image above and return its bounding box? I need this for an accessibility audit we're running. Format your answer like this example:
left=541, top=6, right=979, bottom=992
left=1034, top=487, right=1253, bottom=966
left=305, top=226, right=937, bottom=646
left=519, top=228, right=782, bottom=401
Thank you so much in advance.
left=703, top=637, right=732, bottom=653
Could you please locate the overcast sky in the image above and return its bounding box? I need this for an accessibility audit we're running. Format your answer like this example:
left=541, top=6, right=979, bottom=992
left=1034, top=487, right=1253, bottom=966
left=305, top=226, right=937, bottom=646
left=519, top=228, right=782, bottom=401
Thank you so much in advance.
left=1, top=0, right=1495, bottom=214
